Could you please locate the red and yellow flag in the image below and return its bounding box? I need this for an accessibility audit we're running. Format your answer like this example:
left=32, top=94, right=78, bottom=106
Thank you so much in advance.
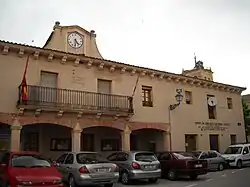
left=21, top=55, right=30, bottom=102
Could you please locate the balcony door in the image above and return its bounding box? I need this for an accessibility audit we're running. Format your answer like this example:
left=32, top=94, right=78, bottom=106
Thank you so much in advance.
left=97, top=79, right=112, bottom=110
left=39, top=71, right=58, bottom=106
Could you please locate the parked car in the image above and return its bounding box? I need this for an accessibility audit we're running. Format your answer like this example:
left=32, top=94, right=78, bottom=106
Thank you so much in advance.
left=191, top=150, right=227, bottom=171
left=221, top=143, right=250, bottom=168
left=54, top=152, right=119, bottom=187
left=0, top=151, right=62, bottom=187
left=107, top=151, right=161, bottom=184
left=156, top=151, right=208, bottom=181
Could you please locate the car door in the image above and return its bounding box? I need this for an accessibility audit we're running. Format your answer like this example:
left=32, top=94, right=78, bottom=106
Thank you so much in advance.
left=158, top=152, right=172, bottom=175
left=208, top=151, right=219, bottom=169
left=55, top=153, right=68, bottom=181
left=115, top=152, right=129, bottom=171
left=0, top=152, right=10, bottom=185
left=242, top=146, right=250, bottom=166
left=199, top=152, right=211, bottom=169
left=63, top=153, right=74, bottom=180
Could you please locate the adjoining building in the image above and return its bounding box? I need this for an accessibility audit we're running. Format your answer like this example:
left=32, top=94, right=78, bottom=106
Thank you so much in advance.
left=0, top=22, right=246, bottom=159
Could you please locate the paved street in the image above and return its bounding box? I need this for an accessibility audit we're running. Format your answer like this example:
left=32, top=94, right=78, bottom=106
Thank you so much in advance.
left=114, top=168, right=250, bottom=187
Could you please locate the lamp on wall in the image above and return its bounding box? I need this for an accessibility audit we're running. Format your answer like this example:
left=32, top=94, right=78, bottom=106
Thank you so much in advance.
left=169, top=88, right=183, bottom=110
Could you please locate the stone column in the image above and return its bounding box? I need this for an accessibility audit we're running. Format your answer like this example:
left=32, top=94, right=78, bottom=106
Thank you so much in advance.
left=162, top=131, right=171, bottom=151
left=121, top=125, right=131, bottom=152
left=71, top=123, right=82, bottom=152
left=10, top=119, right=22, bottom=151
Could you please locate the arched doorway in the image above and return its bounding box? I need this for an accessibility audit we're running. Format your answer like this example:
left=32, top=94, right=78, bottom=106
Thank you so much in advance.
left=21, top=123, right=72, bottom=160
left=0, top=123, right=11, bottom=152
left=130, top=129, right=166, bottom=152
left=82, top=126, right=121, bottom=157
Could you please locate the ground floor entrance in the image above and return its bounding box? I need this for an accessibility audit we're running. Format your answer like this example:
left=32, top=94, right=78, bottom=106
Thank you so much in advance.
left=0, top=114, right=170, bottom=160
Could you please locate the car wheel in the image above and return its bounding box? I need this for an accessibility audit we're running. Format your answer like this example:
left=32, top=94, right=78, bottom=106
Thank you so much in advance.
left=148, top=178, right=158, bottom=183
left=236, top=160, right=242, bottom=169
left=218, top=163, right=224, bottom=171
left=104, top=183, right=114, bottom=187
left=167, top=170, right=177, bottom=181
left=69, top=175, right=77, bottom=187
left=121, top=171, right=130, bottom=185
left=189, top=174, right=198, bottom=180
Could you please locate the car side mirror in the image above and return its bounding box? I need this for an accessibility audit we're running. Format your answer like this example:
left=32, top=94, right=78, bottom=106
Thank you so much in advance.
left=243, top=151, right=247, bottom=155
left=0, top=163, right=6, bottom=167
left=51, top=161, right=59, bottom=167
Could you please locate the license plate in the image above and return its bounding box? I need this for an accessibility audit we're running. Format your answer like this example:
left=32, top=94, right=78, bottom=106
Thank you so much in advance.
left=145, top=165, right=155, bottom=169
left=97, top=168, right=108, bottom=172
left=195, top=164, right=203, bottom=168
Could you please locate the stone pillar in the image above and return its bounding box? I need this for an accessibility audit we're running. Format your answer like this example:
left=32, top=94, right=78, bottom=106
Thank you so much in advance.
left=163, top=131, right=171, bottom=151
left=10, top=119, right=22, bottom=151
left=71, top=123, right=82, bottom=152
left=121, top=125, right=131, bottom=152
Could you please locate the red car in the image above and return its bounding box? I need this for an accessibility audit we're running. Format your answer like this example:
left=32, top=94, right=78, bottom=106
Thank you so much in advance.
left=156, top=152, right=208, bottom=180
left=0, top=151, right=63, bottom=187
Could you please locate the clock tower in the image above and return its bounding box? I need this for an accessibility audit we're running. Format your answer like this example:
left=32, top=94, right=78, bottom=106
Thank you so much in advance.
left=182, top=55, right=213, bottom=81
left=43, top=21, right=103, bottom=59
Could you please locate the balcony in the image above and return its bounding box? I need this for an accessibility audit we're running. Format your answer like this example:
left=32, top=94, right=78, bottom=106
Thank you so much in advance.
left=17, top=85, right=134, bottom=116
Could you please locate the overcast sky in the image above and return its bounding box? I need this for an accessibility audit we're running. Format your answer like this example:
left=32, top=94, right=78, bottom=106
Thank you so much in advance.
left=0, top=0, right=250, bottom=94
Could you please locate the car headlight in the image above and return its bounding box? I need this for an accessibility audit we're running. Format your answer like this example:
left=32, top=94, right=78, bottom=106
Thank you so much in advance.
left=53, top=179, right=62, bottom=184
left=18, top=181, right=32, bottom=185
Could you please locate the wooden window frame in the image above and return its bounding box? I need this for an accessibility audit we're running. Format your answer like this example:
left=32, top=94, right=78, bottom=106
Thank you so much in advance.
left=185, top=91, right=192, bottom=104
left=207, top=95, right=217, bottom=119
left=227, top=97, right=233, bottom=109
left=142, top=86, right=153, bottom=107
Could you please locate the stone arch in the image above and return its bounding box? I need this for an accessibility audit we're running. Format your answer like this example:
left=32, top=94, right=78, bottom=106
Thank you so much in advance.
left=0, top=113, right=13, bottom=125
left=129, top=122, right=169, bottom=132
left=18, top=115, right=73, bottom=128
left=79, top=118, right=125, bottom=131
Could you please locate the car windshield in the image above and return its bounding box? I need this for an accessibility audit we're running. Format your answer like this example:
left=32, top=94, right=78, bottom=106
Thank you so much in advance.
left=135, top=152, right=157, bottom=162
left=173, top=152, right=195, bottom=159
left=224, top=146, right=242, bottom=154
left=76, top=153, right=108, bottom=164
left=11, top=155, right=51, bottom=168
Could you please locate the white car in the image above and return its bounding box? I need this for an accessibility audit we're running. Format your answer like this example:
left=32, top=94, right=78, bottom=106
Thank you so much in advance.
left=221, top=143, right=250, bottom=168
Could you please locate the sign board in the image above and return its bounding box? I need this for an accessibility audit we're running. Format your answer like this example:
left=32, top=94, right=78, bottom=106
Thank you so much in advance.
left=195, top=121, right=230, bottom=131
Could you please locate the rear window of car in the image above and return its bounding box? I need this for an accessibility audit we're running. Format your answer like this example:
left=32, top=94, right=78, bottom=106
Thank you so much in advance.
left=173, top=152, right=194, bottom=159
left=76, top=153, right=108, bottom=164
left=135, top=152, right=157, bottom=162
left=11, top=154, right=51, bottom=168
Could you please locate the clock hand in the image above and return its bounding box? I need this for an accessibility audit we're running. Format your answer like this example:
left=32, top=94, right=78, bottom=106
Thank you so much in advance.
left=74, top=39, right=79, bottom=47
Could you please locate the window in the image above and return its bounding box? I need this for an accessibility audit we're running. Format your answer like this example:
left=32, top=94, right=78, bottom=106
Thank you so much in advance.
left=243, top=147, right=249, bottom=154
left=230, top=135, right=236, bottom=145
left=142, top=86, right=153, bottom=107
left=97, top=79, right=112, bottom=94
left=11, top=154, right=51, bottom=167
left=207, top=95, right=216, bottom=119
left=159, top=153, right=171, bottom=160
left=208, top=151, right=218, bottom=158
left=76, top=153, right=108, bottom=164
left=107, top=153, right=117, bottom=161
left=64, top=154, right=74, bottom=164
left=200, top=152, right=209, bottom=159
left=185, top=91, right=192, bottom=104
left=56, top=154, right=68, bottom=164
left=227, top=98, right=233, bottom=109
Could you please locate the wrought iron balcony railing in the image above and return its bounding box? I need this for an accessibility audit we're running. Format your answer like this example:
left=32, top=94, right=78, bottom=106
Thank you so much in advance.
left=17, top=85, right=134, bottom=114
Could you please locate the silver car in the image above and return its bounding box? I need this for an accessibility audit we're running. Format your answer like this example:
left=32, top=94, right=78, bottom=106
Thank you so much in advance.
left=54, top=152, right=119, bottom=187
left=107, top=151, right=161, bottom=184
left=192, top=150, right=227, bottom=171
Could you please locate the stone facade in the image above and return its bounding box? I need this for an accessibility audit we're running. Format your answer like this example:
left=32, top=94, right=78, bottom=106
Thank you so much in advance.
left=0, top=22, right=246, bottom=158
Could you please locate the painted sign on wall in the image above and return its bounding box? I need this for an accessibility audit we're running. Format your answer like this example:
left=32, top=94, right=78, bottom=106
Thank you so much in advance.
left=195, top=121, right=230, bottom=131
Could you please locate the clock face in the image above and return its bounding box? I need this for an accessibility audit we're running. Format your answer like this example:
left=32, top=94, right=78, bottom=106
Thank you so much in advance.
left=67, top=32, right=83, bottom=49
